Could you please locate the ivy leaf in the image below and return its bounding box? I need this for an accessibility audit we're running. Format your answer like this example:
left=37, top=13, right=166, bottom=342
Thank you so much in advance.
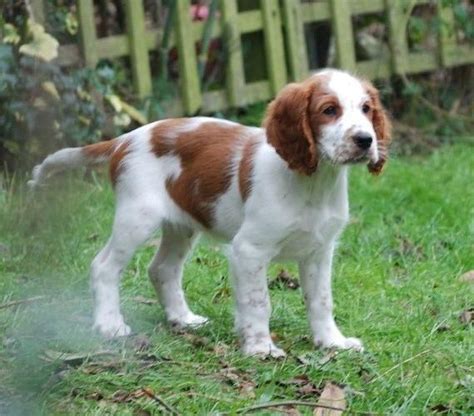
left=4, top=23, right=21, bottom=45
left=19, top=20, right=59, bottom=62
left=41, top=81, right=60, bottom=101
left=106, top=94, right=148, bottom=125
left=65, top=12, right=79, bottom=35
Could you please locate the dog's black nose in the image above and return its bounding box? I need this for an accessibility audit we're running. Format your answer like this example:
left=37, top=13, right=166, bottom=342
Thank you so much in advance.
left=353, top=134, right=373, bottom=150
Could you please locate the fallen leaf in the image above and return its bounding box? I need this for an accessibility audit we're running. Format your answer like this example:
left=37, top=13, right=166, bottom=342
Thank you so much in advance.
left=218, top=367, right=241, bottom=384
left=87, top=391, right=104, bottom=401
left=87, top=233, right=99, bottom=241
left=40, top=349, right=116, bottom=365
left=112, top=388, right=149, bottom=403
left=430, top=403, right=451, bottom=413
left=276, top=405, right=301, bottom=415
left=132, top=296, right=158, bottom=305
left=239, top=380, right=256, bottom=398
left=278, top=375, right=320, bottom=397
left=270, top=269, right=300, bottom=290
left=279, top=374, right=310, bottom=386
left=313, top=382, right=346, bottom=416
left=132, top=335, right=152, bottom=351
left=298, top=382, right=320, bottom=397
left=213, top=342, right=230, bottom=355
left=435, top=322, right=451, bottom=332
left=182, top=333, right=210, bottom=347
left=459, top=308, right=473, bottom=325
left=216, top=365, right=257, bottom=399
left=459, top=270, right=474, bottom=283
left=319, top=350, right=338, bottom=366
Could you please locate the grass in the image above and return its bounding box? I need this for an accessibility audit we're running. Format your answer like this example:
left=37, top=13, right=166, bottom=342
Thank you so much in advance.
left=0, top=142, right=473, bottom=415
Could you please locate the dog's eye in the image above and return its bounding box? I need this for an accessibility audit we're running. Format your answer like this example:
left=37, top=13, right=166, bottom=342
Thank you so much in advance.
left=362, top=104, right=371, bottom=114
left=323, top=106, right=337, bottom=116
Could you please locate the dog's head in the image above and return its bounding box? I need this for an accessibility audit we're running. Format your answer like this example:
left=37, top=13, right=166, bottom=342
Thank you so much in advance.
left=263, top=69, right=392, bottom=175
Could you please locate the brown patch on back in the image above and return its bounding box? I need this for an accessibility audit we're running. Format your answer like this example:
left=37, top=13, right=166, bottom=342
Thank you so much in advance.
left=238, top=137, right=260, bottom=201
left=151, top=119, right=244, bottom=228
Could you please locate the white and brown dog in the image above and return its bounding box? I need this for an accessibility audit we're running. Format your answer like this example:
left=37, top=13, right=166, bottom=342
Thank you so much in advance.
left=29, top=69, right=391, bottom=357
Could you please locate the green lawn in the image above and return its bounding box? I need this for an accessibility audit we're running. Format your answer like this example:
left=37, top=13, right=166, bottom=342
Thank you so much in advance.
left=0, top=143, right=473, bottom=415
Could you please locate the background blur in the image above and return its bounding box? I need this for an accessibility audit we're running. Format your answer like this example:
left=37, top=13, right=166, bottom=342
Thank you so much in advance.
left=0, top=0, right=473, bottom=169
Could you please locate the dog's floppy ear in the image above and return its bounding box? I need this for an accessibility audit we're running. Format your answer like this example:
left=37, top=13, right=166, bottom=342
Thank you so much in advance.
left=263, top=81, right=318, bottom=175
left=364, top=81, right=392, bottom=175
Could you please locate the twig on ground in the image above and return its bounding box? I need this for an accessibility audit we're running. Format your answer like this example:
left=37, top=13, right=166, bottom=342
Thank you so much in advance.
left=234, top=400, right=372, bottom=415
left=131, top=296, right=158, bottom=305
left=0, top=295, right=46, bottom=310
left=142, top=387, right=180, bottom=415
left=369, top=349, right=430, bottom=384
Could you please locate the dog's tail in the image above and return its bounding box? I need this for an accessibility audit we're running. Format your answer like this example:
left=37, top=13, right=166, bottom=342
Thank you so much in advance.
left=28, top=138, right=123, bottom=190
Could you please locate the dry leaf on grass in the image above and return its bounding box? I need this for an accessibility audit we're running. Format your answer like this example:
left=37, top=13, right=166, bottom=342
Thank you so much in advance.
left=313, top=382, right=346, bottom=416
left=132, top=296, right=158, bottom=305
left=182, top=333, right=211, bottom=347
left=279, top=374, right=311, bottom=386
left=269, top=269, right=300, bottom=290
left=40, top=349, right=116, bottom=365
left=238, top=380, right=256, bottom=398
left=131, top=334, right=152, bottom=351
left=213, top=342, right=230, bottom=355
left=459, top=308, right=473, bottom=325
left=459, top=270, right=474, bottom=283
left=216, top=366, right=256, bottom=397
left=430, top=403, right=452, bottom=413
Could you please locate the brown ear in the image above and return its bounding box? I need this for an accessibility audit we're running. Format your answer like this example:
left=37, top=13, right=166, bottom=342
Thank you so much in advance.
left=263, top=81, right=318, bottom=175
left=364, top=81, right=392, bottom=175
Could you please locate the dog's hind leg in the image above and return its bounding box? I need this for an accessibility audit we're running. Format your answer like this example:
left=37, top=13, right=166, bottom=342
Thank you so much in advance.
left=91, top=199, right=162, bottom=338
left=148, top=223, right=208, bottom=329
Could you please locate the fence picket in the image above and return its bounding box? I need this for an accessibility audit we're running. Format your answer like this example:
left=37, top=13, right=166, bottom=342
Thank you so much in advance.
left=329, top=0, right=356, bottom=71
left=77, top=0, right=98, bottom=67
left=175, top=0, right=202, bottom=114
left=281, top=0, right=308, bottom=81
left=123, top=0, right=152, bottom=98
left=386, top=0, right=410, bottom=75
left=261, top=0, right=287, bottom=95
left=40, top=1, right=474, bottom=116
left=221, top=0, right=246, bottom=107
left=30, top=0, right=45, bottom=25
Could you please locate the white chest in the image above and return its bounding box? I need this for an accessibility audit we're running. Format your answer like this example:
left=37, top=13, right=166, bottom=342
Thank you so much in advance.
left=274, top=204, right=348, bottom=261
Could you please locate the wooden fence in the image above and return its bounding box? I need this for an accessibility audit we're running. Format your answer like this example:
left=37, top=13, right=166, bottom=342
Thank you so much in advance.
left=32, top=0, right=474, bottom=117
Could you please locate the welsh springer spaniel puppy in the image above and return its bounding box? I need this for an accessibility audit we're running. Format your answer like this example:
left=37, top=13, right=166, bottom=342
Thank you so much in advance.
left=29, top=69, right=391, bottom=357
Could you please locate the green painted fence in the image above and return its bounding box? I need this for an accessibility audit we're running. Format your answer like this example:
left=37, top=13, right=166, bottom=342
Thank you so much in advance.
left=32, top=0, right=474, bottom=117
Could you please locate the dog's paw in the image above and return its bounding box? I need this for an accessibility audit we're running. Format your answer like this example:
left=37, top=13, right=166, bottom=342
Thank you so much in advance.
left=93, top=316, right=131, bottom=338
left=169, top=313, right=209, bottom=330
left=242, top=341, right=286, bottom=359
left=315, top=335, right=364, bottom=352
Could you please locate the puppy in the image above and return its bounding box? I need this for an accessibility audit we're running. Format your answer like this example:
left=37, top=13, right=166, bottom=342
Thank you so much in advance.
left=29, top=69, right=391, bottom=357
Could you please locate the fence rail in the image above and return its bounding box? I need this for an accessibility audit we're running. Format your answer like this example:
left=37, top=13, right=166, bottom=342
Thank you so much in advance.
left=32, top=0, right=474, bottom=117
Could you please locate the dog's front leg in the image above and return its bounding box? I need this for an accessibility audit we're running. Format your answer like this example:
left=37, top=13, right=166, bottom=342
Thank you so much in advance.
left=299, top=244, right=363, bottom=351
left=230, top=238, right=285, bottom=358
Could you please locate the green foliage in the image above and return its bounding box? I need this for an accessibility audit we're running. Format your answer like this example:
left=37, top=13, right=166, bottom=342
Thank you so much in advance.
left=0, top=12, right=145, bottom=168
left=442, top=0, right=474, bottom=41
left=0, top=42, right=105, bottom=167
